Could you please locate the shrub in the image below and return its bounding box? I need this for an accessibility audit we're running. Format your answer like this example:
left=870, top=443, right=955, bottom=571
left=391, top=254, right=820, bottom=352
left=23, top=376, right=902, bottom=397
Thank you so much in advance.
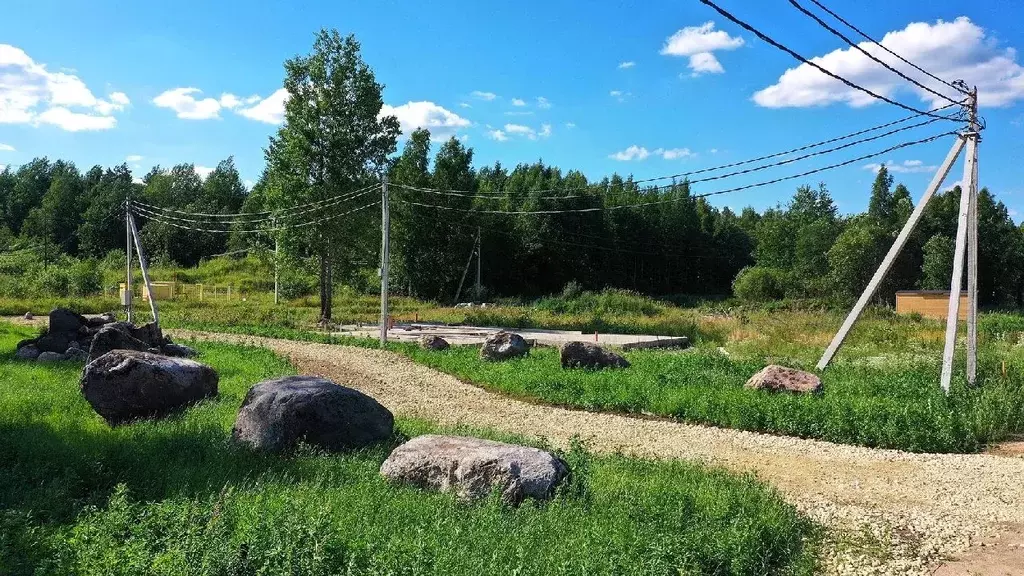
left=69, top=259, right=102, bottom=296
left=732, top=266, right=788, bottom=301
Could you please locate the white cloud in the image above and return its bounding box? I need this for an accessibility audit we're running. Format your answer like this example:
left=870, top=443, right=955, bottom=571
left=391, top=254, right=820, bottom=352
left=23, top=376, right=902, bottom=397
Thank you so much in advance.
left=244, top=179, right=254, bottom=189
left=488, top=129, right=508, bottom=142
left=0, top=143, right=14, bottom=152
left=618, top=61, right=636, bottom=69
left=471, top=90, right=497, bottom=101
left=565, top=122, right=576, bottom=128
left=497, top=123, right=552, bottom=141
left=511, top=98, right=526, bottom=107
left=152, top=87, right=224, bottom=120
left=381, top=101, right=471, bottom=136
left=539, top=123, right=552, bottom=138
left=863, top=159, right=938, bottom=174
left=504, top=110, right=534, bottom=116
left=195, top=165, right=215, bottom=179
left=0, top=43, right=128, bottom=131
left=459, top=102, right=472, bottom=108
left=610, top=90, right=632, bottom=102
left=505, top=123, right=533, bottom=135
left=661, top=22, right=744, bottom=76
left=126, top=154, right=143, bottom=162
left=536, top=96, right=552, bottom=109
left=754, top=17, right=1024, bottom=109
left=710, top=148, right=719, bottom=154
left=658, top=147, right=694, bottom=160
left=236, top=88, right=288, bottom=124
left=609, top=145, right=651, bottom=161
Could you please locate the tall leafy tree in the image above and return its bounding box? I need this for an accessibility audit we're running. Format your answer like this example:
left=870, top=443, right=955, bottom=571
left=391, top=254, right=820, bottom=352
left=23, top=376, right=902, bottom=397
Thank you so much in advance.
left=264, top=29, right=399, bottom=321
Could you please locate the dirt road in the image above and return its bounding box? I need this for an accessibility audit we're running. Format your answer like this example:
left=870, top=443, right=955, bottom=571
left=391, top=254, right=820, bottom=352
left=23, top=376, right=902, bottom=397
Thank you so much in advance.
left=174, top=330, right=1024, bottom=574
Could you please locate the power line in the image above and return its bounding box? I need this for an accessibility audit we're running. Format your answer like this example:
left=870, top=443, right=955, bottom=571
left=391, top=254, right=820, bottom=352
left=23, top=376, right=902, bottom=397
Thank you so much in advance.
left=393, top=115, right=950, bottom=201
left=134, top=199, right=381, bottom=233
left=698, top=0, right=959, bottom=120
left=131, top=188, right=376, bottom=225
left=130, top=182, right=380, bottom=220
left=393, top=131, right=955, bottom=215
left=806, top=0, right=966, bottom=94
left=788, top=0, right=960, bottom=106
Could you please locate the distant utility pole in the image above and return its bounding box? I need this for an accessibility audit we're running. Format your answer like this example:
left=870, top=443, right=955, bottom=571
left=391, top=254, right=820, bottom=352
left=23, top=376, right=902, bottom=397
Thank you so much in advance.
left=125, top=200, right=133, bottom=323
left=127, top=211, right=160, bottom=328
left=475, top=226, right=481, bottom=301
left=379, top=177, right=390, bottom=348
left=454, top=228, right=481, bottom=304
left=817, top=87, right=981, bottom=395
left=273, top=214, right=280, bottom=305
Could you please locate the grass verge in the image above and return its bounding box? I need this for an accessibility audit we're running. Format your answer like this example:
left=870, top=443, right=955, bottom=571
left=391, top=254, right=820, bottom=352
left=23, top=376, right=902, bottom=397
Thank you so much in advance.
left=0, top=322, right=817, bottom=576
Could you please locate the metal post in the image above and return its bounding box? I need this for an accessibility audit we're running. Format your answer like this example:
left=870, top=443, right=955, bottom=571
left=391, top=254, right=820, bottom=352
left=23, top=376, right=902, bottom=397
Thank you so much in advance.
left=940, top=137, right=976, bottom=393
left=380, top=178, right=390, bottom=348
left=127, top=212, right=159, bottom=328
left=126, top=201, right=133, bottom=323
left=817, top=136, right=965, bottom=370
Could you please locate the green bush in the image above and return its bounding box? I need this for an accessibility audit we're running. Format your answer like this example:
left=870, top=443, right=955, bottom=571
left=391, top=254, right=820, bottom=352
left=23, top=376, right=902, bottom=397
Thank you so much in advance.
left=733, top=266, right=789, bottom=302
left=69, top=259, right=102, bottom=297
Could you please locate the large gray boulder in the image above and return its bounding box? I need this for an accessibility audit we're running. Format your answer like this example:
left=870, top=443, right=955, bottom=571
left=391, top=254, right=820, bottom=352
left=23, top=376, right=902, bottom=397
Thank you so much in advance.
left=745, top=364, right=822, bottom=394
left=88, top=323, right=152, bottom=361
left=232, top=376, right=394, bottom=453
left=81, top=350, right=219, bottom=425
left=560, top=341, right=630, bottom=370
left=419, top=335, right=449, bottom=351
left=380, top=435, right=569, bottom=505
left=479, top=331, right=529, bottom=362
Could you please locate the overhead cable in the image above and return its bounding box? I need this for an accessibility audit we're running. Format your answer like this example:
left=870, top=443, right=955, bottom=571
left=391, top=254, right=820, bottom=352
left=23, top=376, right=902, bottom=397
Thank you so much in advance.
left=698, top=0, right=959, bottom=120
left=131, top=182, right=380, bottom=220
left=788, top=0, right=960, bottom=106
left=394, top=131, right=956, bottom=215
left=131, top=189, right=375, bottom=225
left=807, top=0, right=967, bottom=94
left=134, top=199, right=381, bottom=234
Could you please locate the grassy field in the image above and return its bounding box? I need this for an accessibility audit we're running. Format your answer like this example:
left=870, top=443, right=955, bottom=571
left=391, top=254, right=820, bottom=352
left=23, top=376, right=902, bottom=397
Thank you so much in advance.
left=0, top=322, right=817, bottom=576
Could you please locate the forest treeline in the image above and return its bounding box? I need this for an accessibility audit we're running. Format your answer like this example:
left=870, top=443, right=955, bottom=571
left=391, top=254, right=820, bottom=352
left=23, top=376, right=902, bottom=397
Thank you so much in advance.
left=1, top=28, right=1021, bottom=309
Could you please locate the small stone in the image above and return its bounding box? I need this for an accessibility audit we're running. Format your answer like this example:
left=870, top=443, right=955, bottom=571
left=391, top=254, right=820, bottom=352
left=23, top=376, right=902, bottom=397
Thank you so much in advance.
left=15, top=345, right=40, bottom=360
left=23, top=312, right=33, bottom=321
left=37, top=351, right=66, bottom=362
left=419, top=335, right=449, bottom=351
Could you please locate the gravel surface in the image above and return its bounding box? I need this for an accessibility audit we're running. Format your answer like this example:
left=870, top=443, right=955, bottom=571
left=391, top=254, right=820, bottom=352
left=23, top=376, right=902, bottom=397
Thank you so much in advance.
left=174, top=330, right=1024, bottom=574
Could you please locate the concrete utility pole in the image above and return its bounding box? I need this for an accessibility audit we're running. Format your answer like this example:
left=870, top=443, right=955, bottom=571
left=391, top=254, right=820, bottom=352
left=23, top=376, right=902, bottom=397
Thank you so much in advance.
left=127, top=212, right=160, bottom=328
left=818, top=87, right=981, bottom=395
left=379, top=177, right=390, bottom=348
left=273, top=215, right=280, bottom=305
left=125, top=200, right=133, bottom=323
left=475, top=226, right=481, bottom=301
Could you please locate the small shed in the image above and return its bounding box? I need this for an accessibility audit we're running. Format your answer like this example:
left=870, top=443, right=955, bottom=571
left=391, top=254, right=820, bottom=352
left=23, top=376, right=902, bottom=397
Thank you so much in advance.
left=895, top=290, right=968, bottom=320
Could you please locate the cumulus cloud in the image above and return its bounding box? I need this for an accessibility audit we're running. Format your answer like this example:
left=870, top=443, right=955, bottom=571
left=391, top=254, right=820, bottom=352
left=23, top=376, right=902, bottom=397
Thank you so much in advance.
left=471, top=90, right=497, bottom=101
left=500, top=122, right=551, bottom=141
left=610, top=145, right=694, bottom=161
left=0, top=43, right=129, bottom=131
left=380, top=101, right=471, bottom=136
left=236, top=89, right=287, bottom=124
left=511, top=98, right=526, bottom=107
left=618, top=61, right=636, bottom=69
left=754, top=17, right=1024, bottom=108
left=0, top=143, right=14, bottom=152
left=536, top=96, right=552, bottom=109
left=661, top=21, right=744, bottom=76
left=863, top=159, right=938, bottom=174
left=152, top=88, right=225, bottom=120
left=488, top=129, right=508, bottom=142
left=609, top=145, right=650, bottom=161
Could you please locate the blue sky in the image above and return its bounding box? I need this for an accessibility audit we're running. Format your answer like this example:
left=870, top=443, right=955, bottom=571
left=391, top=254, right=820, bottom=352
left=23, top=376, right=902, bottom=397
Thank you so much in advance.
left=2, top=0, right=1023, bottom=218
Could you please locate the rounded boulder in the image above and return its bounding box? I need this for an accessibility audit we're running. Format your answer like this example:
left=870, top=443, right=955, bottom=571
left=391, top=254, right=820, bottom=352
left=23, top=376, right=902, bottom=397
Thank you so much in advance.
left=232, top=376, right=394, bottom=453
left=560, top=341, right=630, bottom=370
left=81, top=350, right=219, bottom=425
left=479, top=331, right=529, bottom=362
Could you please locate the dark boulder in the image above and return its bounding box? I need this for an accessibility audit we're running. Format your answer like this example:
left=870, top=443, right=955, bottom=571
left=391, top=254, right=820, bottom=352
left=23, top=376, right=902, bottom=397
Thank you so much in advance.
left=36, top=333, right=72, bottom=354
left=559, top=341, right=630, bottom=370
left=162, top=343, right=198, bottom=358
left=87, top=312, right=117, bottom=327
left=380, top=435, right=569, bottom=505
left=37, top=351, right=66, bottom=362
left=232, top=376, right=394, bottom=453
left=89, top=324, right=151, bottom=361
left=419, top=335, right=450, bottom=351
left=479, top=331, right=530, bottom=362
left=15, top=345, right=40, bottom=360
left=80, top=350, right=218, bottom=425
left=49, top=308, right=87, bottom=335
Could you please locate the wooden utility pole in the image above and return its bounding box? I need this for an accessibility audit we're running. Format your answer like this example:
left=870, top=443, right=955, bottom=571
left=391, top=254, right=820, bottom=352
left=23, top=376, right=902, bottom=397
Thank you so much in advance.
left=379, top=177, right=390, bottom=348
left=127, top=212, right=160, bottom=328
left=125, top=200, right=133, bottom=323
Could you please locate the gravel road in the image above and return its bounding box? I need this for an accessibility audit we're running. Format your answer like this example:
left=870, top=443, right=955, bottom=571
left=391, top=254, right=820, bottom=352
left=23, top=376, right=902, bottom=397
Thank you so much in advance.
left=174, top=330, right=1024, bottom=574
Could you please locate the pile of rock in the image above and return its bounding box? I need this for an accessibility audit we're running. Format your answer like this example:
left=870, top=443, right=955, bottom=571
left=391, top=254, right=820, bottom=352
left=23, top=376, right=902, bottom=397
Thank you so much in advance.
left=14, top=308, right=196, bottom=363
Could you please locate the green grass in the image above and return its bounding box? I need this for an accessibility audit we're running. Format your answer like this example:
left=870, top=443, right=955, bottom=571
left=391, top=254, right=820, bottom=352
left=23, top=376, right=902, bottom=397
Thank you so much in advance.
left=0, top=322, right=817, bottom=576
left=395, top=344, right=1024, bottom=454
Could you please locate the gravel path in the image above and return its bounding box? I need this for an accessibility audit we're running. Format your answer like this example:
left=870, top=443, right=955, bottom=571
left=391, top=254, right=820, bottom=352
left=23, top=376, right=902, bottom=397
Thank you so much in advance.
left=175, top=330, right=1024, bottom=575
